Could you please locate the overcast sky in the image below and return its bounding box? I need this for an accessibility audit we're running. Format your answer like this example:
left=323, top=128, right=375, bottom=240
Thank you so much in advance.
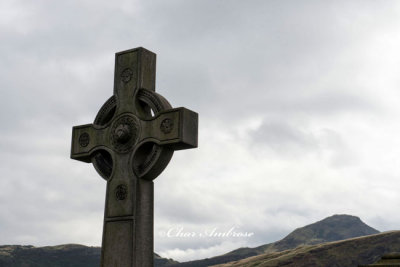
left=2, top=0, right=400, bottom=262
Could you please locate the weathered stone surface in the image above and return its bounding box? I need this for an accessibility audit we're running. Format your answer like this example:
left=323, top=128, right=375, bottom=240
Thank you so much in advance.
left=71, top=47, right=198, bottom=267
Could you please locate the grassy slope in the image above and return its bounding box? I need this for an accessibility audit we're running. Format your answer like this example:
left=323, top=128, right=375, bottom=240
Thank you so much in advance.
left=213, top=231, right=400, bottom=267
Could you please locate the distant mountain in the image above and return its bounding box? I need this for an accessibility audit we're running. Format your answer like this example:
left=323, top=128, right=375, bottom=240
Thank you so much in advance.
left=213, top=231, right=400, bottom=267
left=0, top=244, right=177, bottom=267
left=168, top=214, right=380, bottom=267
left=260, top=214, right=380, bottom=252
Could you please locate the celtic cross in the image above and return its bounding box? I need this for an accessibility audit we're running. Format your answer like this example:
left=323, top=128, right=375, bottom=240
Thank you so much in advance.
left=70, top=47, right=198, bottom=267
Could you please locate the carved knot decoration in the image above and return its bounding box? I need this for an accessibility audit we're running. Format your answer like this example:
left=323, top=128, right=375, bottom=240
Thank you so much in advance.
left=114, top=124, right=132, bottom=144
left=111, top=115, right=139, bottom=153
left=115, top=184, right=128, bottom=201
left=79, top=132, right=90, bottom=147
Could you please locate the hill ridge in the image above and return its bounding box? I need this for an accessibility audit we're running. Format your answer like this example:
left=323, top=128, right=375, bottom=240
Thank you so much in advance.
left=0, top=214, right=381, bottom=267
left=213, top=230, right=400, bottom=267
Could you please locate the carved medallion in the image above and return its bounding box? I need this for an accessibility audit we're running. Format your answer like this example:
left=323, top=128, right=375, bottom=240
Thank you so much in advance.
left=160, top=118, right=174, bottom=134
left=121, top=68, right=133, bottom=83
left=111, top=115, right=140, bottom=153
left=115, top=184, right=128, bottom=201
left=79, top=132, right=90, bottom=147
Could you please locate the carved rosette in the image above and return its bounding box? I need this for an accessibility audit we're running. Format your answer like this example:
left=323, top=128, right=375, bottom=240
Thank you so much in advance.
left=121, top=68, right=133, bottom=83
left=160, top=118, right=174, bottom=134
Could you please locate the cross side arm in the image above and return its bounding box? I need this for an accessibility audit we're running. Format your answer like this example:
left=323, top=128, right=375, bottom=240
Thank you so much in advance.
left=139, top=107, right=198, bottom=150
left=71, top=124, right=108, bottom=163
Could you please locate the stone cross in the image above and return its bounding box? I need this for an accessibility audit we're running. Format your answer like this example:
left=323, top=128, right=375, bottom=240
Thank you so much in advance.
left=70, top=47, right=198, bottom=267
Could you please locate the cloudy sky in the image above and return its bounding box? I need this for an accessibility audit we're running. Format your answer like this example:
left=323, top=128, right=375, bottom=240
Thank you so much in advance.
left=2, top=0, right=400, bottom=262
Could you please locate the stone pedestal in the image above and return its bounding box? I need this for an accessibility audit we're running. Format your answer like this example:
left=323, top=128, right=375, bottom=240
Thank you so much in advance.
left=359, top=253, right=400, bottom=266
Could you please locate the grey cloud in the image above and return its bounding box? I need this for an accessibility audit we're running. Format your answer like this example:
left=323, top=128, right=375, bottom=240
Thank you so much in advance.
left=249, top=120, right=317, bottom=156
